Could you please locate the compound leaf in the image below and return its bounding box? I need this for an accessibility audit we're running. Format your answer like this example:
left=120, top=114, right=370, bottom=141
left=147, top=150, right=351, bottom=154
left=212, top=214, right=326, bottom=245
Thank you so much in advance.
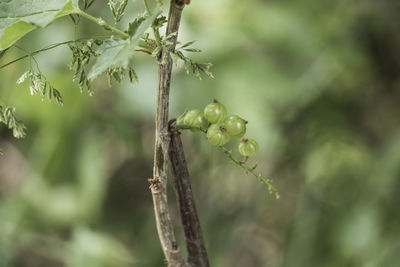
left=88, top=10, right=160, bottom=80
left=0, top=0, right=77, bottom=50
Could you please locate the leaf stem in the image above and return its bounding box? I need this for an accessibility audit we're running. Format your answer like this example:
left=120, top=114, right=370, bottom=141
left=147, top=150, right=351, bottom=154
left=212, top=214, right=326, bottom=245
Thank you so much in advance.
left=0, top=40, right=78, bottom=70
left=175, top=124, right=207, bottom=133
left=219, top=146, right=280, bottom=199
left=75, top=10, right=130, bottom=39
left=143, top=0, right=152, bottom=15
left=0, top=38, right=153, bottom=70
left=143, top=0, right=162, bottom=46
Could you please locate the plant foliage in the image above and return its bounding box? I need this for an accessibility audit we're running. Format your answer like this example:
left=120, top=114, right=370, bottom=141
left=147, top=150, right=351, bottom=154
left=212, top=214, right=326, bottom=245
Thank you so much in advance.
left=0, top=0, right=78, bottom=50
left=0, top=105, right=26, bottom=153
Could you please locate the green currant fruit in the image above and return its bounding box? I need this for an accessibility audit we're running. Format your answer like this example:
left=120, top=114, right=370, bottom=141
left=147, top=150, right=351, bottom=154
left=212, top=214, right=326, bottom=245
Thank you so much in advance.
left=183, top=109, right=208, bottom=132
left=207, top=124, right=230, bottom=146
left=238, top=138, right=258, bottom=157
left=176, top=110, right=188, bottom=125
left=224, top=115, right=247, bottom=138
left=204, top=99, right=227, bottom=124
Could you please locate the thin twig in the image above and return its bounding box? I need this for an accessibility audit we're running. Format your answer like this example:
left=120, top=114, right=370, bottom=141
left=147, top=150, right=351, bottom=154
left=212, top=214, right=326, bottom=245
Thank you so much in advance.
left=143, top=0, right=162, bottom=45
left=219, top=146, right=280, bottom=199
left=74, top=10, right=130, bottom=39
left=151, top=0, right=187, bottom=266
left=168, top=119, right=210, bottom=267
left=0, top=41, right=77, bottom=70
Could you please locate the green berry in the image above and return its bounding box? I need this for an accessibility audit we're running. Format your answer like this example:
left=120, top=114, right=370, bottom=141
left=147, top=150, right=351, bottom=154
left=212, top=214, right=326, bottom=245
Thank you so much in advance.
left=204, top=99, right=227, bottom=124
left=183, top=109, right=208, bottom=132
left=224, top=115, right=247, bottom=138
left=176, top=110, right=188, bottom=125
left=238, top=138, right=258, bottom=157
left=207, top=124, right=230, bottom=146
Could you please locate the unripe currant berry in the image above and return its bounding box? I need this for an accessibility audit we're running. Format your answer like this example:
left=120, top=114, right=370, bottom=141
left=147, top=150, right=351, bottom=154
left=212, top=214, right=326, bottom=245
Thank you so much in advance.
left=176, top=110, right=188, bottom=125
left=238, top=138, right=258, bottom=157
left=183, top=109, right=208, bottom=132
left=207, top=124, right=230, bottom=146
left=204, top=99, right=227, bottom=124
left=224, top=115, right=247, bottom=138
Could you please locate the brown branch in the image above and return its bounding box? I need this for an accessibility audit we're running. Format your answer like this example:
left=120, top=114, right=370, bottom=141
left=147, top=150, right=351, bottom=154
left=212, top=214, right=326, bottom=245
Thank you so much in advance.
left=168, top=119, right=210, bottom=267
left=151, top=0, right=187, bottom=266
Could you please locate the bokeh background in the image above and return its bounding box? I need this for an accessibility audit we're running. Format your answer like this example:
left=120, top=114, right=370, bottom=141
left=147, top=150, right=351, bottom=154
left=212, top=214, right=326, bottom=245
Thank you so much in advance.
left=1, top=0, right=400, bottom=266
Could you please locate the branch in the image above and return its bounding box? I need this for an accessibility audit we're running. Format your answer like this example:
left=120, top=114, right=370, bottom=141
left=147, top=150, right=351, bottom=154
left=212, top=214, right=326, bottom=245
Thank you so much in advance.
left=74, top=10, right=130, bottom=39
left=151, top=0, right=187, bottom=266
left=0, top=41, right=152, bottom=70
left=168, top=119, right=210, bottom=267
left=0, top=40, right=80, bottom=70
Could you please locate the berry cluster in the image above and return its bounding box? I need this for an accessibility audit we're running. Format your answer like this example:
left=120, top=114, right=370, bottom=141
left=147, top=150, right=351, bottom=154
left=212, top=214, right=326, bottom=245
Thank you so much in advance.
left=176, top=99, right=259, bottom=157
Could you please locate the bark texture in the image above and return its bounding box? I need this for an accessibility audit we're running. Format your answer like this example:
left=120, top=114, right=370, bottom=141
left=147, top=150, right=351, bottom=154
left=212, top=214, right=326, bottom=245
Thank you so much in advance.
left=151, top=1, right=186, bottom=266
left=169, top=120, right=210, bottom=267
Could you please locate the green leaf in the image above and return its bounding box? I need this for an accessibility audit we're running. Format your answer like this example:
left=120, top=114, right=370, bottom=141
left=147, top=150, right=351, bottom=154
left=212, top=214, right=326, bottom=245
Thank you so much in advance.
left=180, top=40, right=196, bottom=48
left=87, top=38, right=131, bottom=81
left=108, top=0, right=128, bottom=22
left=88, top=9, right=161, bottom=80
left=0, top=0, right=78, bottom=50
left=128, top=16, right=145, bottom=37
left=183, top=48, right=202, bottom=52
left=152, top=15, right=167, bottom=29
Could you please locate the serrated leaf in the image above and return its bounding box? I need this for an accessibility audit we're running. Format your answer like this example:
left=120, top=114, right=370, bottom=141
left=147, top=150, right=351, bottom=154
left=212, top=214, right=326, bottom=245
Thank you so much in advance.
left=129, top=8, right=161, bottom=40
left=128, top=16, right=145, bottom=37
left=0, top=0, right=78, bottom=50
left=152, top=15, right=167, bottom=29
left=108, top=0, right=128, bottom=22
left=88, top=9, right=161, bottom=81
left=87, top=38, right=131, bottom=81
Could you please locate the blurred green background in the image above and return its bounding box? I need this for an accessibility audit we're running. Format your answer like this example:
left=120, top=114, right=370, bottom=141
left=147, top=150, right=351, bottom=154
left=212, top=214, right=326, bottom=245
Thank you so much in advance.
left=1, top=0, right=400, bottom=266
